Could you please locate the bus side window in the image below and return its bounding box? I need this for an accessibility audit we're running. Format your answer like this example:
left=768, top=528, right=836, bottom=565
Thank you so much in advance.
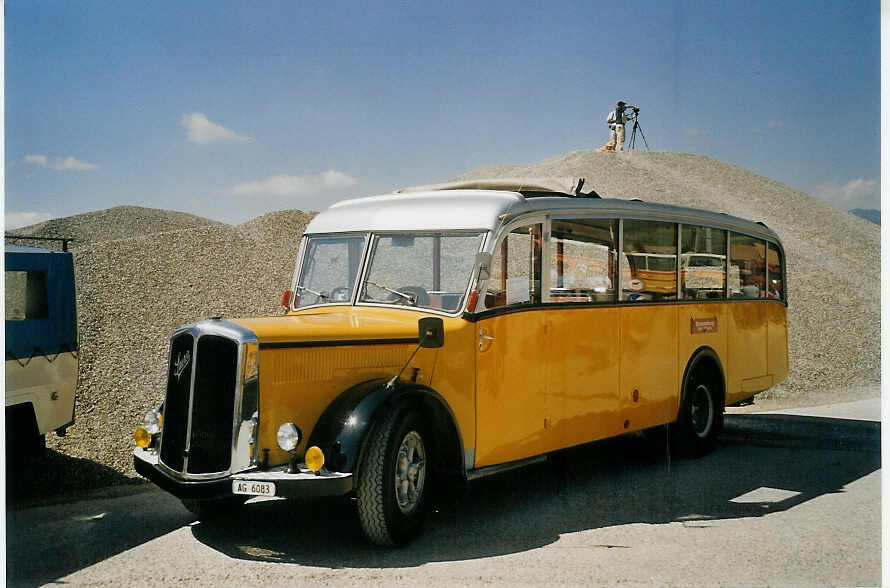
left=729, top=233, right=766, bottom=298
left=621, top=219, right=677, bottom=302
left=767, top=243, right=784, bottom=301
left=486, top=223, right=542, bottom=309
left=680, top=225, right=727, bottom=300
left=549, top=219, right=617, bottom=303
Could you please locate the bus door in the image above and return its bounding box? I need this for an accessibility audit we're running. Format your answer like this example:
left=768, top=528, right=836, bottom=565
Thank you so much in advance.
left=475, top=222, right=548, bottom=468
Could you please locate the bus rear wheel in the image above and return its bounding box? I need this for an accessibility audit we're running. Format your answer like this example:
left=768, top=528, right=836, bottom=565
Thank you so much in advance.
left=672, top=367, right=723, bottom=457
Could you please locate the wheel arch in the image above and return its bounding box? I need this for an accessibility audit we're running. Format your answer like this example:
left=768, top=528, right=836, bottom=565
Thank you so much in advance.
left=306, top=379, right=465, bottom=481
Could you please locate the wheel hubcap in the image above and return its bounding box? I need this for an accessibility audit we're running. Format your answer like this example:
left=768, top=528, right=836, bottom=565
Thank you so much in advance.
left=394, top=431, right=426, bottom=514
left=690, top=384, right=714, bottom=438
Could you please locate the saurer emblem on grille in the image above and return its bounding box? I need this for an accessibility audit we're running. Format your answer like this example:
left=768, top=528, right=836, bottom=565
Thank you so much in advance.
left=173, top=351, right=191, bottom=382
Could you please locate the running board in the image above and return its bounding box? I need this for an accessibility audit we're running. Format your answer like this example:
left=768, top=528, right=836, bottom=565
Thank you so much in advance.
left=465, top=455, right=547, bottom=481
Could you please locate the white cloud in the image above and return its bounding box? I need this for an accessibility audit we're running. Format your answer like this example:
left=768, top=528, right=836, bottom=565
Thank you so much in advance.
left=181, top=112, right=251, bottom=144
left=23, top=154, right=97, bottom=171
left=811, top=178, right=879, bottom=210
left=24, top=154, right=48, bottom=166
left=229, top=170, right=358, bottom=197
left=52, top=156, right=98, bottom=171
left=6, top=211, right=54, bottom=230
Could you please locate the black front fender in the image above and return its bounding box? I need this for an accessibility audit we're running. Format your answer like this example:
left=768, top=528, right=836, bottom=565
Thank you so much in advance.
left=307, top=379, right=460, bottom=474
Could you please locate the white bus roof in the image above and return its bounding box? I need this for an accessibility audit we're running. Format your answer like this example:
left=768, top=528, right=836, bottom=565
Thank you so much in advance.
left=305, top=179, right=781, bottom=242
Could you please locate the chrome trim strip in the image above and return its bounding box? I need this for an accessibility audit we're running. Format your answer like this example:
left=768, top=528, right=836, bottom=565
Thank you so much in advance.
left=287, top=236, right=307, bottom=312
left=181, top=326, right=199, bottom=473
left=541, top=217, right=552, bottom=303
left=232, top=464, right=352, bottom=484
left=617, top=218, right=625, bottom=299
left=725, top=231, right=731, bottom=299
left=466, top=455, right=547, bottom=481
left=677, top=223, right=683, bottom=298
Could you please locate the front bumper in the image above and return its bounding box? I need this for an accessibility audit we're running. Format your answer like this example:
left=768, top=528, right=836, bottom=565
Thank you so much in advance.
left=134, top=447, right=353, bottom=501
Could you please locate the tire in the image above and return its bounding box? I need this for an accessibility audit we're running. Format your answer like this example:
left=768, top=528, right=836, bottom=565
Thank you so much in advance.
left=181, top=496, right=246, bottom=521
left=671, top=366, right=723, bottom=457
left=6, top=405, right=45, bottom=467
left=356, top=407, right=430, bottom=546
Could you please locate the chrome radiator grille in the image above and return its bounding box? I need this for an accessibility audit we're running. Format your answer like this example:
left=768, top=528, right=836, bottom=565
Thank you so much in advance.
left=159, top=331, right=238, bottom=475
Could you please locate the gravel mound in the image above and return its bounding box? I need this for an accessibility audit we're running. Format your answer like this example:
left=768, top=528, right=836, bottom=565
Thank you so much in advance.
left=6, top=205, right=221, bottom=247
left=6, top=151, right=878, bottom=498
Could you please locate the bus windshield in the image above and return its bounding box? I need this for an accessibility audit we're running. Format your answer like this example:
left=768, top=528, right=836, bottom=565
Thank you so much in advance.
left=295, top=235, right=366, bottom=307
left=359, top=232, right=484, bottom=312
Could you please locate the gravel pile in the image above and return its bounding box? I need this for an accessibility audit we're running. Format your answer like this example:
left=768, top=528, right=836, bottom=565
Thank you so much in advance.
left=7, top=205, right=222, bottom=247
left=6, top=151, right=879, bottom=499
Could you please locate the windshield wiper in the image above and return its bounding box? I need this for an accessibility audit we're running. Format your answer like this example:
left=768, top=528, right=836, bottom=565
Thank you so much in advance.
left=295, top=285, right=328, bottom=301
left=366, top=280, right=416, bottom=305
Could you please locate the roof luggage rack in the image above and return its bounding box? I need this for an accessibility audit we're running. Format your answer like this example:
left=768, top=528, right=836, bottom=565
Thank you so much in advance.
left=5, top=234, right=74, bottom=252
left=397, top=177, right=600, bottom=199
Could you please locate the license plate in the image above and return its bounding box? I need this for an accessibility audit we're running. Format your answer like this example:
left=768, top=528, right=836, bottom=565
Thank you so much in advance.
left=232, top=480, right=276, bottom=496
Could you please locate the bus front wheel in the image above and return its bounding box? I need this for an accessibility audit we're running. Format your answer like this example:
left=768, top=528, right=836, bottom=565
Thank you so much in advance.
left=356, top=406, right=430, bottom=546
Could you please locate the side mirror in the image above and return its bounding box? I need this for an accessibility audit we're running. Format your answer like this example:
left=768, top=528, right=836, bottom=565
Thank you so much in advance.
left=475, top=252, right=492, bottom=281
left=418, top=317, right=444, bottom=348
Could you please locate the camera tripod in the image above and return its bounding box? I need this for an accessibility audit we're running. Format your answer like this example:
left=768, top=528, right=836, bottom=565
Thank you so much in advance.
left=628, top=114, right=650, bottom=150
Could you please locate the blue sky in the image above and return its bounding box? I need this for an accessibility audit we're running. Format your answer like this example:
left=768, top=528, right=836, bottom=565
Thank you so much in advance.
left=5, top=1, right=880, bottom=227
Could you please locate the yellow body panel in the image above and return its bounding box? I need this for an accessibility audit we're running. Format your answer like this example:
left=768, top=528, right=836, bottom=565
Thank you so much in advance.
left=725, top=301, right=769, bottom=404
left=231, top=298, right=786, bottom=471
left=545, top=307, right=622, bottom=451
left=233, top=307, right=474, bottom=467
left=619, top=305, right=678, bottom=432
left=475, top=311, right=548, bottom=466
left=766, top=301, right=789, bottom=391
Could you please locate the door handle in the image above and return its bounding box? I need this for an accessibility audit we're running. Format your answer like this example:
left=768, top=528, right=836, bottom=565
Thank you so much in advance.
left=478, top=328, right=495, bottom=350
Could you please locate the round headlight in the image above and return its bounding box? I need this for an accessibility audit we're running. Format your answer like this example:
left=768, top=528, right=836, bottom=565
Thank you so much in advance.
left=143, top=407, right=162, bottom=435
left=277, top=422, right=301, bottom=452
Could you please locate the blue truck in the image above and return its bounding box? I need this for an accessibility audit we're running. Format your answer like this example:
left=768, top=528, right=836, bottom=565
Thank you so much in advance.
left=5, top=239, right=78, bottom=459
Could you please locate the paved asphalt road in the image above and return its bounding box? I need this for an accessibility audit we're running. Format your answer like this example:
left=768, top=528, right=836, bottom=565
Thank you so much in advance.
left=6, top=399, right=881, bottom=587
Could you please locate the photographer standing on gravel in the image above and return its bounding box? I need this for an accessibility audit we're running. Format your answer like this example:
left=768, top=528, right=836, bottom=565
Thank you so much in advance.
left=597, top=100, right=638, bottom=152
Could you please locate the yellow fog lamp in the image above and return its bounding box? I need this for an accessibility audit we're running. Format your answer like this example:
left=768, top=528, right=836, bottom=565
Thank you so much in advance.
left=305, top=446, right=325, bottom=474
left=134, top=426, right=152, bottom=448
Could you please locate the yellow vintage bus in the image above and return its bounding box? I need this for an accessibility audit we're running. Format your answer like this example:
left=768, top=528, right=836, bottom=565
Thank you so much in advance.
left=134, top=178, right=788, bottom=545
